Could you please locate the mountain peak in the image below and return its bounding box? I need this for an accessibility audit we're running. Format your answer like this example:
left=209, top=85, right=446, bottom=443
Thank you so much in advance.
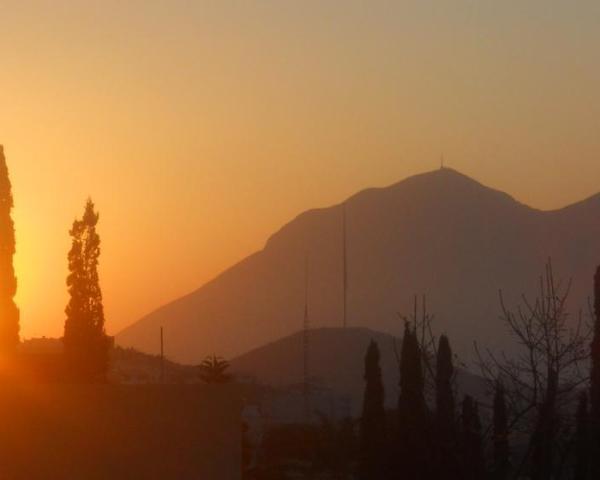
left=117, top=165, right=600, bottom=364
left=341, top=166, right=525, bottom=218
left=390, top=166, right=496, bottom=192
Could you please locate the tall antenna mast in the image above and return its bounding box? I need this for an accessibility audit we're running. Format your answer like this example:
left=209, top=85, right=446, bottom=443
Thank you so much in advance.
left=160, top=326, right=165, bottom=383
left=302, top=255, right=310, bottom=422
left=342, top=204, right=348, bottom=328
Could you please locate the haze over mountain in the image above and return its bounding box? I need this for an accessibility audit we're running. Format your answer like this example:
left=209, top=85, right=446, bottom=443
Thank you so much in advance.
left=230, top=327, right=486, bottom=412
left=117, top=168, right=600, bottom=364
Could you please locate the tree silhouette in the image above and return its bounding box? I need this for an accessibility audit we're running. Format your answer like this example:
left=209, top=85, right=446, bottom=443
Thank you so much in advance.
left=63, top=199, right=109, bottom=382
left=314, top=415, right=357, bottom=477
left=529, top=366, right=558, bottom=480
left=591, top=266, right=600, bottom=478
left=574, top=392, right=590, bottom=480
left=492, top=380, right=510, bottom=480
left=461, top=395, right=485, bottom=480
left=476, top=260, right=591, bottom=479
left=359, top=340, right=386, bottom=480
left=0, top=146, right=19, bottom=353
left=434, top=335, right=459, bottom=479
left=198, top=355, right=232, bottom=384
left=397, top=321, right=430, bottom=479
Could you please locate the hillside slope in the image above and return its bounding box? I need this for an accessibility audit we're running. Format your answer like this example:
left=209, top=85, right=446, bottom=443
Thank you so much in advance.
left=117, top=168, right=600, bottom=364
left=230, top=327, right=486, bottom=410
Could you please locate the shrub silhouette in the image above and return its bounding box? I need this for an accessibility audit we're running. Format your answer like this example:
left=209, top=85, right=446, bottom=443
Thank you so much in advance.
left=199, top=355, right=232, bottom=384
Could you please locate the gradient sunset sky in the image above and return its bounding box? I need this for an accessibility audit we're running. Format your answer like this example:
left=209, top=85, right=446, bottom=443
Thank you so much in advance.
left=1, top=1, right=599, bottom=339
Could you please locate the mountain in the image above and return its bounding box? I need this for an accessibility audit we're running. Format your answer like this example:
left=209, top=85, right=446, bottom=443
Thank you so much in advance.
left=116, top=168, right=600, bottom=364
left=230, top=327, right=486, bottom=412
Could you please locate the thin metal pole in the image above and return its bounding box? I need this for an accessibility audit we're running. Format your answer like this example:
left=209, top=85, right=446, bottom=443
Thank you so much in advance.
left=342, top=205, right=348, bottom=328
left=303, top=256, right=310, bottom=422
left=160, top=326, right=164, bottom=383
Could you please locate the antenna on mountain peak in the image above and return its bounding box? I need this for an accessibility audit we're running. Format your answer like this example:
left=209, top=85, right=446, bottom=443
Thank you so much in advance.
left=440, top=154, right=445, bottom=170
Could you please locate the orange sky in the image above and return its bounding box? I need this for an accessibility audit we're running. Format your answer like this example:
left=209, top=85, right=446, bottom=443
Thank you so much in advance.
left=1, top=1, right=599, bottom=339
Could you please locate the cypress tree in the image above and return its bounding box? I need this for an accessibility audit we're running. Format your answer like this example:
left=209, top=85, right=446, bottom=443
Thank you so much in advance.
left=0, top=145, right=19, bottom=353
left=63, top=199, right=109, bottom=382
left=359, top=340, right=386, bottom=480
left=591, top=266, right=600, bottom=478
left=435, top=335, right=455, bottom=430
left=530, top=370, right=557, bottom=480
left=574, top=392, right=590, bottom=480
left=397, top=322, right=429, bottom=479
left=461, top=395, right=485, bottom=480
left=492, top=381, right=510, bottom=480
left=434, top=335, right=459, bottom=479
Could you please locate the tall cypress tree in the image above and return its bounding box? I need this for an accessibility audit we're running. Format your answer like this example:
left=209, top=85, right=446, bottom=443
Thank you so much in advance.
left=434, top=335, right=459, bottom=479
left=461, top=395, right=486, bottom=480
left=398, top=322, right=429, bottom=479
left=574, top=392, right=590, bottom=480
left=63, top=199, right=109, bottom=382
left=591, top=267, right=600, bottom=478
left=359, top=340, right=387, bottom=480
left=0, top=145, right=19, bottom=353
left=435, top=335, right=455, bottom=430
left=492, top=381, right=510, bottom=480
left=530, top=369, right=557, bottom=480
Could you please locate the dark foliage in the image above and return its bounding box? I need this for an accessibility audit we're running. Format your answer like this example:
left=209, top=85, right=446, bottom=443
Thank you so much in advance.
left=529, top=369, right=558, bottom=480
left=242, top=421, right=253, bottom=478
left=255, top=419, right=357, bottom=479
left=0, top=146, right=19, bottom=352
left=492, top=381, right=510, bottom=480
left=359, top=340, right=387, bottom=479
left=461, top=395, right=486, bottom=480
left=198, top=355, right=232, bottom=384
left=261, top=423, right=318, bottom=469
left=314, top=416, right=357, bottom=477
left=63, top=199, right=109, bottom=382
left=574, top=392, right=590, bottom=480
left=591, top=266, right=600, bottom=478
left=433, top=335, right=459, bottom=479
left=398, top=322, right=430, bottom=479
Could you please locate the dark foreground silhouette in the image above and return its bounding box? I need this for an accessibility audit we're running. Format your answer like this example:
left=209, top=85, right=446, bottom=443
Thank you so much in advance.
left=0, top=382, right=242, bottom=480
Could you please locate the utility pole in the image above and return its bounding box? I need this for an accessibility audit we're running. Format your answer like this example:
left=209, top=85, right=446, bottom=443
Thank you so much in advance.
left=160, top=326, right=165, bottom=384
left=342, top=205, right=348, bottom=329
left=303, top=255, right=311, bottom=423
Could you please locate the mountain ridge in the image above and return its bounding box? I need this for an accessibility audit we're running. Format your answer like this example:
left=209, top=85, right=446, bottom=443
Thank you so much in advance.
left=265, top=168, right=532, bottom=248
left=116, top=167, right=600, bottom=364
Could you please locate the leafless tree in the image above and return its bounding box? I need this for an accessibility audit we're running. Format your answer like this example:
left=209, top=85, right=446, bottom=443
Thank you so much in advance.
left=475, top=259, right=592, bottom=479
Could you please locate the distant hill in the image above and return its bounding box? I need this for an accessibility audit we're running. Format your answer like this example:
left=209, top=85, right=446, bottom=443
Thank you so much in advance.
left=116, top=168, right=600, bottom=364
left=19, top=338, right=197, bottom=384
left=109, top=346, right=197, bottom=384
left=230, top=327, right=486, bottom=412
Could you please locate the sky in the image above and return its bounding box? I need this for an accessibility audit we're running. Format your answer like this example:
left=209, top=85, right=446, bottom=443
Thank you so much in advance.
left=1, top=0, right=599, bottom=339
